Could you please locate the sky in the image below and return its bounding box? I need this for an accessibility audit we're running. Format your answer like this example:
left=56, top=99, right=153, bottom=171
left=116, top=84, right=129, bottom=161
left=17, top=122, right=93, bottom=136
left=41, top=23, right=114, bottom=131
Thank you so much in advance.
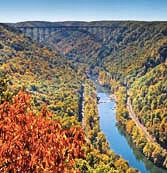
left=0, top=0, right=167, bottom=22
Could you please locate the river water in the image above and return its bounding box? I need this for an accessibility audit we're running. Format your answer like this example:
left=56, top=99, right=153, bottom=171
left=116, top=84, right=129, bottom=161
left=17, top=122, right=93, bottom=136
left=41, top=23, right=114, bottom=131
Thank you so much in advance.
left=96, top=85, right=167, bottom=173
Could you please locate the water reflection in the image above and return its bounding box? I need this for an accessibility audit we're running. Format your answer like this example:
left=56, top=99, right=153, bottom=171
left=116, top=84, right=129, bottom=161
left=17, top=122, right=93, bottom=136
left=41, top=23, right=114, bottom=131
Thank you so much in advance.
left=117, top=125, right=167, bottom=173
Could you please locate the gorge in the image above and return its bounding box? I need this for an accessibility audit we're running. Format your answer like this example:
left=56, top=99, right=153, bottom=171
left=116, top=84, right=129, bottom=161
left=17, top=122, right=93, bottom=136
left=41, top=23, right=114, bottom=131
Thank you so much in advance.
left=0, top=20, right=167, bottom=172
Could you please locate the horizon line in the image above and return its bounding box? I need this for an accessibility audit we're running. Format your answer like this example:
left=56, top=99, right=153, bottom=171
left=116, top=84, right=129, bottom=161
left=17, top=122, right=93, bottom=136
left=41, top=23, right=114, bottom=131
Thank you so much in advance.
left=3, top=19, right=167, bottom=24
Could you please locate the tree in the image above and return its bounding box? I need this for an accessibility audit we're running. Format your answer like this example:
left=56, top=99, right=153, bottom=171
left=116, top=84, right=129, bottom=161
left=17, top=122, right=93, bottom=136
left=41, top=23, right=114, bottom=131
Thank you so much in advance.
left=0, top=91, right=86, bottom=172
left=0, top=72, right=13, bottom=104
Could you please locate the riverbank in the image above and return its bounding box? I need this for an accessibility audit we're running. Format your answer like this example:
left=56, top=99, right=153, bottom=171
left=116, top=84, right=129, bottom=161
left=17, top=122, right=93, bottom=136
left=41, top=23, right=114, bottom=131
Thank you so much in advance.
left=97, top=77, right=167, bottom=172
left=99, top=72, right=167, bottom=170
left=78, top=79, right=139, bottom=173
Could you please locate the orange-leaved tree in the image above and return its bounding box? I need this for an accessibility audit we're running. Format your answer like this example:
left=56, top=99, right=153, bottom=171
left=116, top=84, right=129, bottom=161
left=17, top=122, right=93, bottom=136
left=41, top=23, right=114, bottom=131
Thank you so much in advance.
left=0, top=91, right=86, bottom=173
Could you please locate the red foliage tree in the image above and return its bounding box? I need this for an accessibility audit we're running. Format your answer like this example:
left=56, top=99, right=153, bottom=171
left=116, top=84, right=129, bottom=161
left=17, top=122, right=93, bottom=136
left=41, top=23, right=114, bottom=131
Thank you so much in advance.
left=0, top=91, right=86, bottom=172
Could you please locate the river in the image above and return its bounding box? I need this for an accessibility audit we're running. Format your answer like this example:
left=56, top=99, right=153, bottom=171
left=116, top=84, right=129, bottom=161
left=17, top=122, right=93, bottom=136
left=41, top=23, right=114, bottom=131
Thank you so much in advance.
left=96, top=85, right=167, bottom=173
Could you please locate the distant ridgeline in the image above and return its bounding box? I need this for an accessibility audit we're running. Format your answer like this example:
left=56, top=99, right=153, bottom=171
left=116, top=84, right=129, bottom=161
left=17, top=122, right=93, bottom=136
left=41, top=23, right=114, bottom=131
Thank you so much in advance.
left=9, top=21, right=167, bottom=65
left=12, top=21, right=127, bottom=43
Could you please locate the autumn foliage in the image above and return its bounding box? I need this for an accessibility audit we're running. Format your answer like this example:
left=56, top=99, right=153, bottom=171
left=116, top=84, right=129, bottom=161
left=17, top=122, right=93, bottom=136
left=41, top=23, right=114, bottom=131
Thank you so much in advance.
left=0, top=91, right=86, bottom=173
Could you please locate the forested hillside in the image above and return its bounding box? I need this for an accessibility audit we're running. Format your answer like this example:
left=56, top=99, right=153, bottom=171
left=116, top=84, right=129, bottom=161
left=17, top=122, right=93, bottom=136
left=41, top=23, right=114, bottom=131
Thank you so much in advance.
left=100, top=22, right=167, bottom=149
left=0, top=23, right=86, bottom=172
left=96, top=22, right=167, bottom=168
left=0, top=23, right=86, bottom=121
left=0, top=23, right=139, bottom=172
